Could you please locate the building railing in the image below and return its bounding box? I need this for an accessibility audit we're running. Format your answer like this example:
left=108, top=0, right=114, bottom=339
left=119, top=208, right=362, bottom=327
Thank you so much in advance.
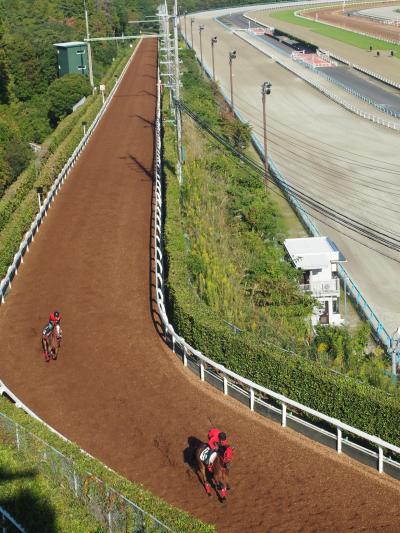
left=299, top=278, right=340, bottom=296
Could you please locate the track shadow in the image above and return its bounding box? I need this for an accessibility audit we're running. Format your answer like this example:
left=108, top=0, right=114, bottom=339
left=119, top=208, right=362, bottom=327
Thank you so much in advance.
left=1, top=489, right=57, bottom=532
left=127, top=154, right=154, bottom=181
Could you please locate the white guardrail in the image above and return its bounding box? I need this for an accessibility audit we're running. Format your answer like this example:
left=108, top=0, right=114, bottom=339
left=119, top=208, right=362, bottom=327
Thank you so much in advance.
left=0, top=42, right=172, bottom=532
left=157, top=49, right=400, bottom=476
left=0, top=42, right=140, bottom=304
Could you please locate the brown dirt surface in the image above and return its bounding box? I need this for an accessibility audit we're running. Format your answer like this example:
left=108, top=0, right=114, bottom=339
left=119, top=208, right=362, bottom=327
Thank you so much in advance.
left=2, top=37, right=400, bottom=532
left=302, top=2, right=400, bottom=43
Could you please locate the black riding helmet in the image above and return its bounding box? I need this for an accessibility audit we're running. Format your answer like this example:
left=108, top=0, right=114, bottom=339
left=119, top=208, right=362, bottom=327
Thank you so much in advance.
left=54, top=311, right=60, bottom=318
left=218, top=432, right=227, bottom=441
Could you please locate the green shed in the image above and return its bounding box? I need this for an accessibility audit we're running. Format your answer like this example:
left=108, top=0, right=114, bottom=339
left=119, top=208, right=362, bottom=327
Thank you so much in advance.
left=54, top=41, right=88, bottom=77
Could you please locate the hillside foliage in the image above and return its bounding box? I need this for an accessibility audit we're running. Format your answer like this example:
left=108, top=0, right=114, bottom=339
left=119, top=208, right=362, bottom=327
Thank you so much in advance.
left=0, top=0, right=154, bottom=198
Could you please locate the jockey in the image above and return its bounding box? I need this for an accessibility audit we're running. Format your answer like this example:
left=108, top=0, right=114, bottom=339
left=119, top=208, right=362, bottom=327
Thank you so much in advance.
left=208, top=428, right=228, bottom=452
left=49, top=310, right=62, bottom=339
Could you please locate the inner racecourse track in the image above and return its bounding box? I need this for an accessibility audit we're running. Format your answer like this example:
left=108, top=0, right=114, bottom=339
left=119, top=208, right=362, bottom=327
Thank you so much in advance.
left=1, top=38, right=400, bottom=532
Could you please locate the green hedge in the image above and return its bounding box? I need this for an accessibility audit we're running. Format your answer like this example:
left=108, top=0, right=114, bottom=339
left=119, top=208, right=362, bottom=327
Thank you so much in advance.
left=0, top=396, right=214, bottom=532
left=162, top=87, right=400, bottom=449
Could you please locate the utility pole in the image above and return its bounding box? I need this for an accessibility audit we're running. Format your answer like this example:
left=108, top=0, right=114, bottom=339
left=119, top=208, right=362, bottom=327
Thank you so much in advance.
left=184, top=11, right=188, bottom=42
left=173, top=0, right=183, bottom=184
left=229, top=50, right=236, bottom=112
left=190, top=18, right=195, bottom=47
left=199, top=25, right=205, bottom=71
left=84, top=0, right=94, bottom=88
left=261, top=81, right=272, bottom=187
left=211, top=36, right=217, bottom=80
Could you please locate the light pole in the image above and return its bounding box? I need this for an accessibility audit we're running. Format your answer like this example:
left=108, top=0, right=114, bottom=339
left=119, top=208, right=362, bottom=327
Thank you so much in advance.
left=261, top=81, right=272, bottom=187
left=190, top=18, right=195, bottom=47
left=184, top=11, right=188, bottom=42
left=211, top=36, right=217, bottom=80
left=228, top=50, right=237, bottom=112
left=199, top=25, right=205, bottom=71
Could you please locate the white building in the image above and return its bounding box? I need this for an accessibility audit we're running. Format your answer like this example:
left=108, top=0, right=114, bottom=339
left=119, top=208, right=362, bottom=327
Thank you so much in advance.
left=284, top=236, right=346, bottom=326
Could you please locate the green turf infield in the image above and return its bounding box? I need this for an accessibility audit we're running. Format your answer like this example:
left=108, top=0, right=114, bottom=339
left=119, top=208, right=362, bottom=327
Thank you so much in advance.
left=270, top=8, right=400, bottom=59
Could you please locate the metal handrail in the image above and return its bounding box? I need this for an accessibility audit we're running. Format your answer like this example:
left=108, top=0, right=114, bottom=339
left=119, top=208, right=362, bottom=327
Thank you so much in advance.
left=157, top=40, right=400, bottom=474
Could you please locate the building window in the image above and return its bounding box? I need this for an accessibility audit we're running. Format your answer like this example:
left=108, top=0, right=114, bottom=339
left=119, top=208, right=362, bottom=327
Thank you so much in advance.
left=332, top=298, right=339, bottom=314
left=76, top=49, right=85, bottom=55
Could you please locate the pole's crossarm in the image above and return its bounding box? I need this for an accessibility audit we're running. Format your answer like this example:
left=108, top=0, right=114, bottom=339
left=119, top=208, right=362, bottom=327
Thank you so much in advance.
left=85, top=34, right=160, bottom=42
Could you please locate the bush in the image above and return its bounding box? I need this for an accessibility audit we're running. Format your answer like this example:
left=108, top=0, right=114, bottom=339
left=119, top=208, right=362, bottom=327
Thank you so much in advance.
left=47, top=74, right=92, bottom=125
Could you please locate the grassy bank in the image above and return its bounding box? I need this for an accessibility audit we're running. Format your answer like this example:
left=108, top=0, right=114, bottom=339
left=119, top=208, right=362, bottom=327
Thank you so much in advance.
left=0, top=396, right=214, bottom=532
left=162, top=44, right=400, bottom=444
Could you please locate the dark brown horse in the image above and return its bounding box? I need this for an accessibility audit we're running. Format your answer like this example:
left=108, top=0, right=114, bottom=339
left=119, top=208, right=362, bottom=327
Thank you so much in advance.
left=42, top=327, right=61, bottom=362
left=195, top=443, right=233, bottom=500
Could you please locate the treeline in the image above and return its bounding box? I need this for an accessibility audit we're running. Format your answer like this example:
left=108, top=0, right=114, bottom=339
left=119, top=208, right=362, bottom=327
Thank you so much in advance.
left=0, top=0, right=151, bottom=197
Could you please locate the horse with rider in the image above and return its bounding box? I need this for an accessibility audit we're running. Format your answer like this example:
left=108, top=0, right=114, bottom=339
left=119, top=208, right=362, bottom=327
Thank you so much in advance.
left=42, top=310, right=62, bottom=362
left=195, top=428, right=233, bottom=500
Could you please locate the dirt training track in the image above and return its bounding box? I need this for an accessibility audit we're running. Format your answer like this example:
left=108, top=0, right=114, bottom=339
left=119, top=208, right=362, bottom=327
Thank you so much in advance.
left=1, top=38, right=400, bottom=531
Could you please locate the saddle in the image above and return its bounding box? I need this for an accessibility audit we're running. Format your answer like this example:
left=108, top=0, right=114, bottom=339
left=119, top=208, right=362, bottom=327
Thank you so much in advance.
left=199, top=447, right=217, bottom=466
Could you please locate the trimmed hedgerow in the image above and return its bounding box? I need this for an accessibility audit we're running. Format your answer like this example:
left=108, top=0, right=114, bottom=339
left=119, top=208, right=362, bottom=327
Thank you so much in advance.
left=162, top=51, right=400, bottom=447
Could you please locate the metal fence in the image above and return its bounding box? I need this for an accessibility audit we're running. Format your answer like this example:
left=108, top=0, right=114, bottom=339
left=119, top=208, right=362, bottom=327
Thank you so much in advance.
left=0, top=507, right=26, bottom=533
left=164, top=33, right=400, bottom=478
left=0, top=412, right=171, bottom=533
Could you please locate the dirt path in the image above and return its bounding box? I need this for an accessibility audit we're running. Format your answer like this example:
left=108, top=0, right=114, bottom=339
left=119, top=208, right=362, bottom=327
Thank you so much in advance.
left=1, top=38, right=400, bottom=532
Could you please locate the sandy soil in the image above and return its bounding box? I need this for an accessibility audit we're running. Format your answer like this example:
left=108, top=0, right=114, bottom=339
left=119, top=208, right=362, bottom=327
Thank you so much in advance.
left=1, top=38, right=400, bottom=532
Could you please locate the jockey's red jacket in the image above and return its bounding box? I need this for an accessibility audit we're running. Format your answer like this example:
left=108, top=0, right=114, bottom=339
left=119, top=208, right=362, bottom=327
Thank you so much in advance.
left=208, top=428, right=228, bottom=450
left=49, top=312, right=61, bottom=325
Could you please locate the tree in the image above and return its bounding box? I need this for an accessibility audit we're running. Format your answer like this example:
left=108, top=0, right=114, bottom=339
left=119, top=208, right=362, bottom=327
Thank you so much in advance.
left=47, top=73, right=91, bottom=125
left=0, top=18, right=10, bottom=104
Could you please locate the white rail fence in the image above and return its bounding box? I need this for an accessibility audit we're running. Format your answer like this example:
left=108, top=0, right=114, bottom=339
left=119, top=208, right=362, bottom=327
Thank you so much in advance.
left=0, top=41, right=141, bottom=305
left=0, top=43, right=172, bottom=532
left=157, top=49, right=400, bottom=477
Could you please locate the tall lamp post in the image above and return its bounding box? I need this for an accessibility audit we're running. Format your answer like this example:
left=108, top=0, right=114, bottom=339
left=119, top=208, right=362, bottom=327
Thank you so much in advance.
left=228, top=50, right=237, bottom=112
left=199, top=25, right=205, bottom=71
left=211, top=36, right=217, bottom=80
left=261, top=81, right=272, bottom=187
left=190, top=18, right=195, bottom=47
left=184, top=11, right=188, bottom=41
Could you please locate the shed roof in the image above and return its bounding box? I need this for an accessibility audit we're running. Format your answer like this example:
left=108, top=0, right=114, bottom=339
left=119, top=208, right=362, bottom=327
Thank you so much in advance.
left=284, top=236, right=346, bottom=270
left=54, top=41, right=87, bottom=48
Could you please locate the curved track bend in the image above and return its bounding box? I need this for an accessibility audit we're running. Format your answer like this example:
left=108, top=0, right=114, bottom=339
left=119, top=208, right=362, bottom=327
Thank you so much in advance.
left=1, top=39, right=400, bottom=532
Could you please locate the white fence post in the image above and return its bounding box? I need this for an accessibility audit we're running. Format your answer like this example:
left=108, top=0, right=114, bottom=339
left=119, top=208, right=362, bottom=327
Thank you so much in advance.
left=337, top=427, right=342, bottom=454
left=281, top=403, right=287, bottom=428
left=378, top=447, right=384, bottom=473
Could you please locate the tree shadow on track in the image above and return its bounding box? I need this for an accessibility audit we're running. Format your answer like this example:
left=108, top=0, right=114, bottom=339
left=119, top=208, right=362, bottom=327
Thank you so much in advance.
left=126, top=154, right=154, bottom=181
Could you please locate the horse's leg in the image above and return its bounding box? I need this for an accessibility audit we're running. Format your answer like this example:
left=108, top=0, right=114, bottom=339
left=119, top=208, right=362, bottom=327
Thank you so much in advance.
left=198, top=462, right=211, bottom=496
left=42, top=338, right=49, bottom=361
